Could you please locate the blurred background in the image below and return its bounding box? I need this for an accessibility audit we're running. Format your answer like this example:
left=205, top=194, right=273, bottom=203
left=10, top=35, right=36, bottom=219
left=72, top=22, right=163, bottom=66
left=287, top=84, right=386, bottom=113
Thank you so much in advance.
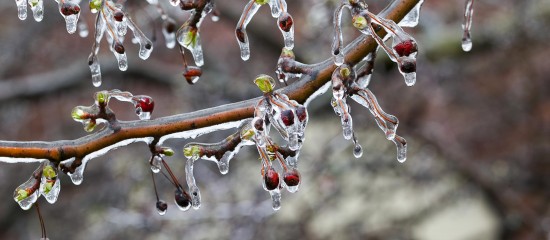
left=0, top=0, right=548, bottom=239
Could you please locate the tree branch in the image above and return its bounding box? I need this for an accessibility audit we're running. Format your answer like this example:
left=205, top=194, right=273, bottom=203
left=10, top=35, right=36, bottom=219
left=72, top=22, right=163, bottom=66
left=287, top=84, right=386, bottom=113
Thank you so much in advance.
left=0, top=0, right=420, bottom=163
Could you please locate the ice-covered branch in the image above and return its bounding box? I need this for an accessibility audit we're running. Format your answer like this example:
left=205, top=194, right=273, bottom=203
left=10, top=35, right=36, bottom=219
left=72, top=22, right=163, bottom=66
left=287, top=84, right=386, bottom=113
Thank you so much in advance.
left=0, top=0, right=420, bottom=164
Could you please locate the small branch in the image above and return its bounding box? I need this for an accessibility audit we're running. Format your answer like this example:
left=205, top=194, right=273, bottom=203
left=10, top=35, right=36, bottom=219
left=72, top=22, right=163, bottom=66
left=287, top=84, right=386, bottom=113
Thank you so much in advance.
left=0, top=0, right=420, bottom=163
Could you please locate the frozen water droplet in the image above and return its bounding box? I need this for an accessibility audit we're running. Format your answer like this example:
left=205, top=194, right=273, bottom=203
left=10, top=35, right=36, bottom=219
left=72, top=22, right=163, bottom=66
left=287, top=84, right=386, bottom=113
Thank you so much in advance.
left=211, top=15, right=219, bottom=22
left=268, top=0, right=283, bottom=18
left=462, top=37, right=472, bottom=52
left=63, top=14, right=80, bottom=34
left=403, top=72, right=416, bottom=86
left=235, top=1, right=261, bottom=61
left=238, top=40, right=250, bottom=61
left=333, top=51, right=344, bottom=66
left=392, top=135, right=407, bottom=163
left=185, top=157, right=201, bottom=209
left=16, top=0, right=27, bottom=20
left=78, top=21, right=89, bottom=38
left=174, top=188, right=191, bottom=211
left=88, top=54, right=102, bottom=87
left=353, top=144, right=363, bottom=158
left=68, top=161, right=86, bottom=185
left=126, top=15, right=154, bottom=60
left=269, top=189, right=281, bottom=211
left=156, top=200, right=167, bottom=215
left=150, top=156, right=162, bottom=173
left=114, top=52, right=128, bottom=71
left=28, top=0, right=44, bottom=22
left=189, top=185, right=201, bottom=210
left=218, top=153, right=231, bottom=174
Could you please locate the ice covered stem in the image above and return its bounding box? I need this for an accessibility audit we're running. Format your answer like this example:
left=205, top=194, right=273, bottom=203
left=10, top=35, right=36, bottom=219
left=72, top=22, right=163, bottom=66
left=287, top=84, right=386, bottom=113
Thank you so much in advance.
left=350, top=88, right=399, bottom=140
left=462, top=0, right=474, bottom=52
left=15, top=0, right=27, bottom=20
left=277, top=12, right=294, bottom=49
left=235, top=0, right=263, bottom=61
left=185, top=156, right=201, bottom=209
left=126, top=15, right=153, bottom=60
left=58, top=0, right=81, bottom=34
left=392, top=135, right=407, bottom=162
left=331, top=64, right=356, bottom=140
left=331, top=3, right=350, bottom=66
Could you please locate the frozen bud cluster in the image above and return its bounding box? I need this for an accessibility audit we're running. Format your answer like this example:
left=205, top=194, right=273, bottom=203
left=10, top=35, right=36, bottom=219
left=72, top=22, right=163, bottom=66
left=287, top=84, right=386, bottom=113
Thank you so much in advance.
left=236, top=0, right=294, bottom=60
left=13, top=162, right=61, bottom=210
left=332, top=0, right=419, bottom=86
left=71, top=90, right=155, bottom=132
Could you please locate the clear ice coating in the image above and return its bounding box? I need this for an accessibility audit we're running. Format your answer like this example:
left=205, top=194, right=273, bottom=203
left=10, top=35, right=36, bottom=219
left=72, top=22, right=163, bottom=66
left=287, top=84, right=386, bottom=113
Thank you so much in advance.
left=162, top=19, right=176, bottom=49
left=78, top=20, right=89, bottom=38
left=351, top=89, right=399, bottom=140
left=59, top=3, right=80, bottom=34
left=269, top=188, right=281, bottom=211
left=88, top=55, right=102, bottom=87
left=331, top=4, right=348, bottom=66
left=28, top=0, right=44, bottom=22
left=114, top=51, right=128, bottom=71
left=126, top=15, right=153, bottom=60
left=235, top=1, right=261, bottom=61
left=462, top=0, right=474, bottom=52
left=16, top=0, right=27, bottom=20
left=268, top=0, right=285, bottom=18
left=392, top=135, right=407, bottom=162
left=150, top=155, right=162, bottom=173
left=156, top=200, right=167, bottom=215
left=68, top=160, right=86, bottom=185
left=185, top=157, right=201, bottom=209
left=278, top=24, right=294, bottom=49
left=39, top=163, right=61, bottom=204
left=399, top=0, right=424, bottom=27
left=13, top=166, right=41, bottom=210
left=177, top=26, right=204, bottom=66
left=353, top=143, right=363, bottom=158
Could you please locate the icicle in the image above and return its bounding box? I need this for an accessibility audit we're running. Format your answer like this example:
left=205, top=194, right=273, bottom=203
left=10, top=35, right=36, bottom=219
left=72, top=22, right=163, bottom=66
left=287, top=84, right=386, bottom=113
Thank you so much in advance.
left=39, top=163, right=61, bottom=204
left=13, top=166, right=42, bottom=210
left=16, top=0, right=27, bottom=20
left=235, top=0, right=262, bottom=61
left=150, top=155, right=162, bottom=173
left=68, top=160, right=86, bottom=185
left=351, top=89, right=398, bottom=140
left=78, top=20, right=89, bottom=38
left=58, top=0, right=81, bottom=34
left=156, top=200, right=167, bottom=215
left=462, top=0, right=474, bottom=52
left=28, top=0, right=43, bottom=22
left=353, top=143, right=363, bottom=158
left=331, top=4, right=348, bottom=66
left=268, top=0, right=284, bottom=18
left=162, top=18, right=176, bottom=49
left=185, top=156, right=201, bottom=209
left=177, top=26, right=204, bottom=66
left=114, top=51, right=128, bottom=71
left=126, top=15, right=153, bottom=60
left=88, top=55, right=102, bottom=87
left=392, top=135, right=407, bottom=163
left=399, top=0, right=424, bottom=27
left=269, top=188, right=281, bottom=211
left=277, top=12, right=294, bottom=49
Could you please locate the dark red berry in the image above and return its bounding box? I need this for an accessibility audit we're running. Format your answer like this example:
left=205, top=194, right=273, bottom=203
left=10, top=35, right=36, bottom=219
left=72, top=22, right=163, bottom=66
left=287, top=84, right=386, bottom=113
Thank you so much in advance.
left=253, top=118, right=264, bottom=131
left=165, top=20, right=176, bottom=33
left=399, top=59, right=416, bottom=73
left=264, top=167, right=280, bottom=191
left=283, top=169, right=300, bottom=187
left=175, top=189, right=191, bottom=208
left=156, top=200, right=168, bottom=212
left=114, top=42, right=125, bottom=54
left=113, top=10, right=124, bottom=22
left=393, top=40, right=417, bottom=57
left=60, top=2, right=81, bottom=16
left=235, top=28, right=246, bottom=43
left=295, top=106, right=307, bottom=122
left=183, top=67, right=202, bottom=84
left=278, top=13, right=294, bottom=32
left=280, top=110, right=294, bottom=126
left=135, top=97, right=154, bottom=113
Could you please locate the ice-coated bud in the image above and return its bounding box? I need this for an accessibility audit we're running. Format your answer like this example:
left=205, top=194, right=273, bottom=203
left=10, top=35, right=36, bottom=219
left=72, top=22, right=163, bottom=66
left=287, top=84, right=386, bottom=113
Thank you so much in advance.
left=71, top=106, right=90, bottom=121
left=295, top=106, right=307, bottom=122
left=113, top=42, right=125, bottom=54
left=174, top=188, right=191, bottom=211
left=253, top=117, right=264, bottom=131
left=352, top=15, right=368, bottom=30
left=255, top=0, right=269, bottom=5
left=182, top=27, right=198, bottom=48
left=278, top=12, right=294, bottom=32
left=241, top=129, right=255, bottom=141
left=254, top=74, right=276, bottom=93
left=280, top=47, right=295, bottom=59
left=161, top=147, right=174, bottom=157
left=84, top=119, right=97, bottom=132
left=339, top=66, right=351, bottom=78
left=133, top=96, right=154, bottom=117
left=235, top=27, right=246, bottom=43
left=156, top=200, right=168, bottom=215
left=263, top=167, right=280, bottom=191
left=280, top=109, right=295, bottom=126
left=399, top=58, right=416, bottom=73
left=60, top=2, right=81, bottom=16
left=113, top=10, right=124, bottom=22
left=89, top=0, right=102, bottom=13
left=183, top=67, right=202, bottom=85
left=95, top=91, right=109, bottom=106
left=183, top=145, right=201, bottom=158
left=15, top=189, right=29, bottom=201
left=42, top=165, right=57, bottom=179
left=283, top=168, right=300, bottom=187
left=393, top=39, right=417, bottom=57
